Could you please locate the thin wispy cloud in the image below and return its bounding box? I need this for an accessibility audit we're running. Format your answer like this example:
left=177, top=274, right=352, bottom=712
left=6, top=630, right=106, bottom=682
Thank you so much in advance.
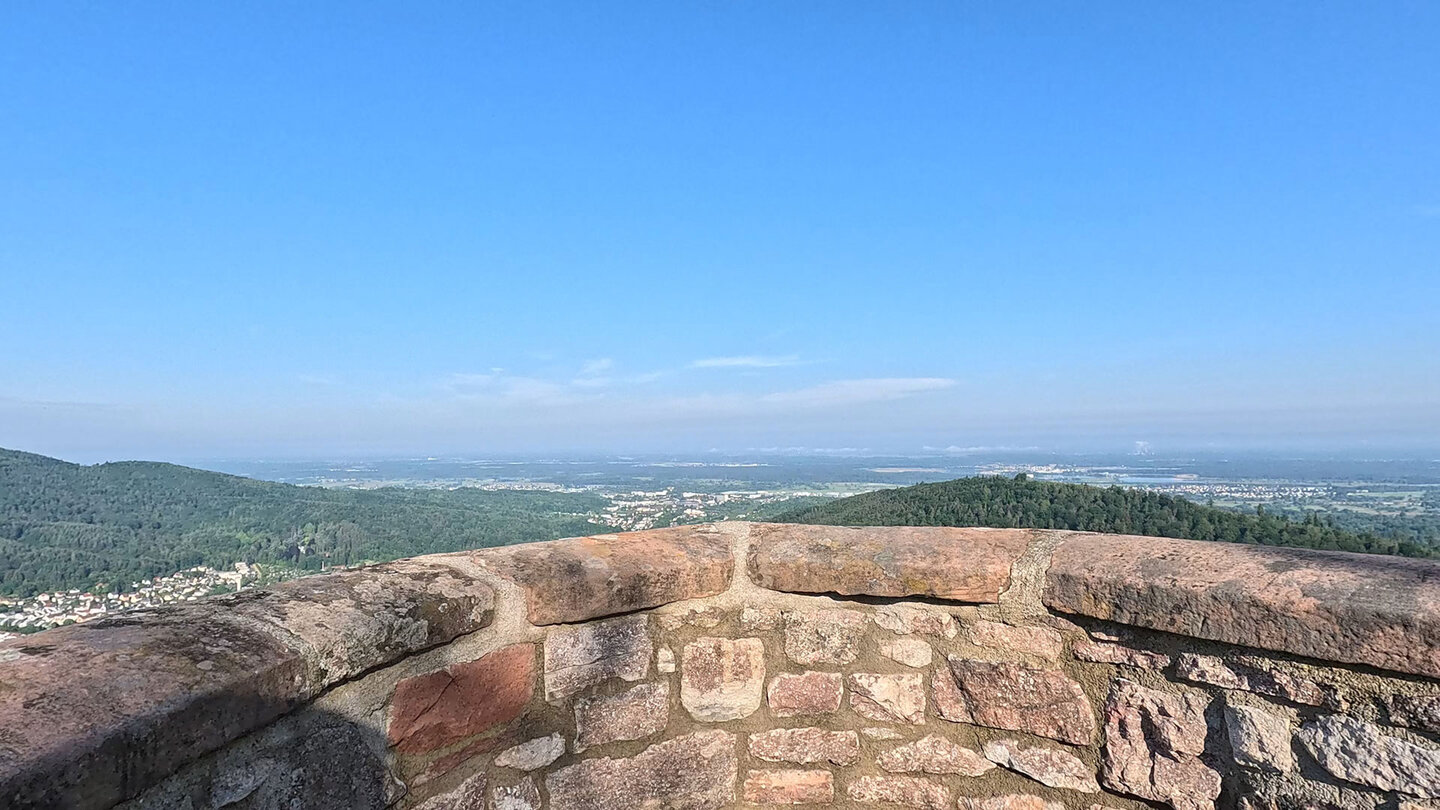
left=690, top=355, right=802, bottom=369
left=762, top=377, right=956, bottom=408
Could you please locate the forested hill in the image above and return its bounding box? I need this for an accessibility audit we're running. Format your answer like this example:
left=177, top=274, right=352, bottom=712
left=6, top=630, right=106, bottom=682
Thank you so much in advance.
left=0, top=448, right=607, bottom=597
left=775, top=474, right=1434, bottom=558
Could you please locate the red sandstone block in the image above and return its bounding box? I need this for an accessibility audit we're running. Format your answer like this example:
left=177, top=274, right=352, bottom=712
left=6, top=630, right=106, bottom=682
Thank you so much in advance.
left=743, top=769, right=833, bottom=805
left=388, top=643, right=536, bottom=755
left=1043, top=531, right=1440, bottom=678
left=746, top=523, right=1029, bottom=602
left=467, top=525, right=733, bottom=625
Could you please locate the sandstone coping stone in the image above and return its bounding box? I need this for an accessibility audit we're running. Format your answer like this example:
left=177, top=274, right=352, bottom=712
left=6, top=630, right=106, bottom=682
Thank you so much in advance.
left=1044, top=531, right=1440, bottom=678
left=387, top=643, right=536, bottom=755
left=544, top=730, right=737, bottom=810
left=748, top=523, right=1029, bottom=602
left=743, top=769, right=834, bottom=805
left=468, top=525, right=733, bottom=625
left=680, top=637, right=765, bottom=722
left=0, top=559, right=494, bottom=810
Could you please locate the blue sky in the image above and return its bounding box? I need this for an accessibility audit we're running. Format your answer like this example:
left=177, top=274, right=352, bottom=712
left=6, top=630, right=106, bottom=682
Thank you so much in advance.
left=2, top=2, right=1437, bottom=461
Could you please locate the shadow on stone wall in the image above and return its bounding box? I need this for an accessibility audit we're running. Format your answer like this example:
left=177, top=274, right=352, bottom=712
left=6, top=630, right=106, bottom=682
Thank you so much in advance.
left=116, top=709, right=399, bottom=810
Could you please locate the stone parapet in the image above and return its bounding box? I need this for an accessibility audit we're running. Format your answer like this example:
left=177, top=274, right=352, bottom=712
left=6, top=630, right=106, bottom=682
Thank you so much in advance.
left=2, top=522, right=1438, bottom=810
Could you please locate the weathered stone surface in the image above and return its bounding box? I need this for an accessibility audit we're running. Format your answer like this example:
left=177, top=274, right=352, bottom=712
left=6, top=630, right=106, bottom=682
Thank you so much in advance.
left=544, top=730, right=737, bottom=810
left=656, top=605, right=726, bottom=631
left=849, top=672, right=926, bottom=724
left=983, top=739, right=1100, bottom=793
left=940, top=658, right=1095, bottom=744
left=767, top=671, right=843, bottom=717
left=878, top=638, right=933, bottom=668
left=413, top=771, right=486, bottom=810
left=863, top=727, right=905, bottom=740
left=741, top=606, right=783, bottom=631
left=1298, top=714, right=1440, bottom=797
left=1225, top=704, right=1293, bottom=773
left=783, top=608, right=867, bottom=665
left=388, top=643, right=535, bottom=754
left=0, top=559, right=494, bottom=810
left=1176, top=653, right=1330, bottom=707
left=574, top=681, right=670, bottom=751
left=494, top=733, right=565, bottom=771
left=1072, top=640, right=1170, bottom=669
left=878, top=735, right=994, bottom=776
left=490, top=776, right=541, bottom=810
left=966, top=620, right=1062, bottom=660
left=681, top=637, right=765, bottom=721
left=874, top=605, right=959, bottom=638
left=1101, top=679, right=1220, bottom=810
left=748, top=728, right=860, bottom=765
left=1389, top=693, right=1440, bottom=733
left=749, top=523, right=1028, bottom=602
left=743, top=769, right=833, bottom=805
left=657, top=646, right=676, bottom=673
left=543, top=615, right=651, bottom=701
left=846, top=775, right=950, bottom=809
left=1044, top=531, right=1440, bottom=678
left=470, top=525, right=733, bottom=625
left=958, top=796, right=1066, bottom=810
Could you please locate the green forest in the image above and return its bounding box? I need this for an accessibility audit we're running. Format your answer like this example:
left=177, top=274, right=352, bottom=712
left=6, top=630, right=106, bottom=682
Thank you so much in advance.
left=0, top=449, right=607, bottom=597
left=776, top=474, right=1435, bottom=558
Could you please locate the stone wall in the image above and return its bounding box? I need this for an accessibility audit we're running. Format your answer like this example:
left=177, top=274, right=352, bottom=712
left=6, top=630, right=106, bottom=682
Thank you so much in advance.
left=3, top=523, right=1440, bottom=810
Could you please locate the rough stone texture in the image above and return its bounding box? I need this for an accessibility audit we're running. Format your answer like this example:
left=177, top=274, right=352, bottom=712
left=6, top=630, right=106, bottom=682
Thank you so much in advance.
left=412, top=771, right=486, bottom=810
left=874, top=605, right=959, bottom=638
left=767, top=670, right=843, bottom=717
left=470, top=525, right=732, bottom=625
left=849, top=672, right=927, bottom=725
left=783, top=608, right=867, bottom=665
left=983, top=739, right=1100, bottom=793
left=864, top=727, right=905, bottom=740
left=966, top=620, right=1063, bottom=661
left=574, top=681, right=670, bottom=752
left=1298, top=714, right=1440, bottom=797
left=655, top=605, right=726, bottom=631
left=543, top=615, right=651, bottom=701
left=749, top=523, right=1028, bottom=602
left=878, top=638, right=933, bottom=668
left=0, top=559, right=493, bottom=810
left=387, top=643, right=536, bottom=754
left=1044, top=531, right=1440, bottom=678
left=939, top=658, right=1095, bottom=744
left=490, top=776, right=541, bottom=810
left=741, top=606, right=783, bottom=631
left=1225, top=704, right=1294, bottom=773
left=742, top=769, right=833, bottom=805
left=1072, top=640, right=1171, bottom=669
left=958, top=796, right=1066, bottom=810
left=657, top=646, right=676, bottom=673
left=878, top=735, right=994, bottom=776
left=1101, top=679, right=1220, bottom=810
left=1389, top=693, right=1440, bottom=733
left=846, top=775, right=951, bottom=809
left=681, top=637, right=765, bottom=721
left=544, top=730, right=737, bottom=810
left=748, top=728, right=860, bottom=765
left=1176, top=653, right=1331, bottom=707
left=494, top=733, right=565, bottom=771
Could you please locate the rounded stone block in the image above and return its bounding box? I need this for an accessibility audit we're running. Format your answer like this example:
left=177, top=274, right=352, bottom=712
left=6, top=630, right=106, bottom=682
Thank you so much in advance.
left=1044, top=531, right=1440, bottom=678
left=468, top=525, right=733, bottom=625
left=747, top=523, right=1029, bottom=602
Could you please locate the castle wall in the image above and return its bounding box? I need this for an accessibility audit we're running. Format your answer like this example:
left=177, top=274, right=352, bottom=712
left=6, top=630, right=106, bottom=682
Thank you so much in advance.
left=3, top=523, right=1440, bottom=810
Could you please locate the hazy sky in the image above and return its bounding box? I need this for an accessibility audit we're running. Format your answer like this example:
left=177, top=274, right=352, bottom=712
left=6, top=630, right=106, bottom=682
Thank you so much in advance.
left=3, top=3, right=1437, bottom=461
